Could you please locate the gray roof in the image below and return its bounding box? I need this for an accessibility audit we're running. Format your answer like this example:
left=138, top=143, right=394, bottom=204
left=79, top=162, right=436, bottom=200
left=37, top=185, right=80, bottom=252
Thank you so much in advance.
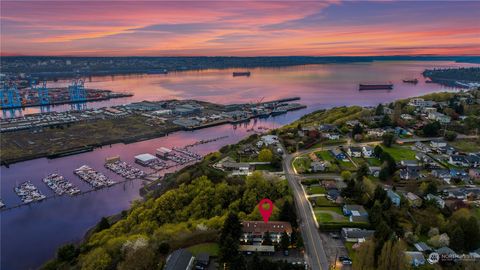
left=436, top=247, right=457, bottom=256
left=342, top=228, right=374, bottom=239
left=414, top=242, right=432, bottom=252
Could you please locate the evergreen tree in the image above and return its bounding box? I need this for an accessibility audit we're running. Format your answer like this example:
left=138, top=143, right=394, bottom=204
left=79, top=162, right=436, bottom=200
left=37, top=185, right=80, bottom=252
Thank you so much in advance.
left=375, top=103, right=384, bottom=115
left=450, top=227, right=465, bottom=252
left=280, top=231, right=290, bottom=251
left=262, top=231, right=273, bottom=246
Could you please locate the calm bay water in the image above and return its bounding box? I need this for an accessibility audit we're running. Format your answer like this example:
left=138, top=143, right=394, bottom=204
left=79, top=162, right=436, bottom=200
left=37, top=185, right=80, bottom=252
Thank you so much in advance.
left=1, top=61, right=479, bottom=269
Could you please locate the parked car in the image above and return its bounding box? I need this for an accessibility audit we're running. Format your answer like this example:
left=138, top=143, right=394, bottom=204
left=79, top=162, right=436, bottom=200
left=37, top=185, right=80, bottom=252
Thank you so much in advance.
left=329, top=232, right=340, bottom=239
left=339, top=256, right=352, bottom=265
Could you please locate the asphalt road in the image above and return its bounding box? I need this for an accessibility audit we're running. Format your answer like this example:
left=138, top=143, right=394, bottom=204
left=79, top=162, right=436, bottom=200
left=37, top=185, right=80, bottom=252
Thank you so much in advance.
left=282, top=148, right=330, bottom=270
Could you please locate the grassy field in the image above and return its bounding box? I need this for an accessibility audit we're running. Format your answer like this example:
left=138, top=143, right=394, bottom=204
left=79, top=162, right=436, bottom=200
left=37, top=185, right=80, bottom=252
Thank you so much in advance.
left=315, top=150, right=334, bottom=161
left=381, top=145, right=417, bottom=161
left=293, top=156, right=311, bottom=173
left=339, top=160, right=356, bottom=171
left=314, top=206, right=348, bottom=223
left=366, top=158, right=382, bottom=166
left=306, top=185, right=326, bottom=195
left=314, top=196, right=338, bottom=206
left=450, top=139, right=480, bottom=152
left=187, top=243, right=220, bottom=256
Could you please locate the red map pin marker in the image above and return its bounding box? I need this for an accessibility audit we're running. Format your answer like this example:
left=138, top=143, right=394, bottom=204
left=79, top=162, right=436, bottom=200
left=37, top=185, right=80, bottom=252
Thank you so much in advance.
left=258, top=198, right=274, bottom=224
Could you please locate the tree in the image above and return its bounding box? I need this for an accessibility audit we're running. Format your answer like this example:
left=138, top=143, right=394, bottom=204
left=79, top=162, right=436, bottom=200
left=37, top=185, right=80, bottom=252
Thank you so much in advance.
left=258, top=148, right=273, bottom=162
left=279, top=200, right=297, bottom=227
left=444, top=131, right=457, bottom=141
left=374, top=145, right=383, bottom=157
left=380, top=115, right=392, bottom=127
left=377, top=240, right=407, bottom=270
left=356, top=163, right=369, bottom=182
left=57, top=244, right=78, bottom=263
left=450, top=227, right=465, bottom=252
left=262, top=231, right=273, bottom=246
left=462, top=216, right=480, bottom=251
left=423, top=121, right=441, bottom=137
left=80, top=247, right=112, bottom=270
left=382, top=133, right=395, bottom=147
left=354, top=240, right=375, bottom=270
left=375, top=103, right=385, bottom=116
left=96, top=217, right=110, bottom=232
left=341, top=170, right=352, bottom=181
left=219, top=213, right=242, bottom=265
left=352, top=124, right=364, bottom=138
left=280, top=231, right=290, bottom=251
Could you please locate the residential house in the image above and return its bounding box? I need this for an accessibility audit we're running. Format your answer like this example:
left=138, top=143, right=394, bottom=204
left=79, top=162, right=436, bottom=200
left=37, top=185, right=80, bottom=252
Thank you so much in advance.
left=383, top=107, right=394, bottom=114
left=401, top=160, right=419, bottom=167
left=261, top=135, right=279, bottom=146
left=466, top=154, right=480, bottom=167
left=341, top=228, right=375, bottom=243
left=241, top=221, right=292, bottom=244
left=447, top=189, right=465, bottom=200
left=469, top=168, right=480, bottom=180
left=430, top=140, right=447, bottom=149
left=426, top=194, right=445, bottom=208
left=386, top=189, right=401, bottom=207
left=428, top=112, right=451, bottom=124
left=415, top=153, right=436, bottom=167
left=346, top=120, right=360, bottom=127
left=400, top=166, right=421, bottom=180
left=311, top=161, right=328, bottom=172
left=327, top=188, right=341, bottom=201
left=239, top=245, right=275, bottom=255
left=406, top=192, right=422, bottom=207
left=367, top=128, right=386, bottom=137
left=395, top=127, right=409, bottom=135
left=362, top=146, right=374, bottom=158
left=330, top=149, right=348, bottom=161
left=431, top=169, right=451, bottom=183
left=347, top=147, right=362, bottom=158
left=400, top=114, right=413, bottom=120
left=405, top=252, right=426, bottom=267
left=318, top=124, right=337, bottom=132
left=164, top=249, right=195, bottom=270
left=324, top=133, right=341, bottom=140
left=444, top=199, right=467, bottom=212
left=414, top=242, right=432, bottom=253
left=414, top=142, right=431, bottom=153
left=449, top=155, right=470, bottom=167
left=342, top=204, right=369, bottom=223
left=369, top=166, right=381, bottom=177
left=422, top=107, right=437, bottom=114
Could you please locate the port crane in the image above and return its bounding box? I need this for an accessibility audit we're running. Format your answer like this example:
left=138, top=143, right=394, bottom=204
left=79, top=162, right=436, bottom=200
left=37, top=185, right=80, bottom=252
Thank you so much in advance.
left=31, top=80, right=50, bottom=105
left=68, top=79, right=87, bottom=103
left=0, top=82, right=22, bottom=109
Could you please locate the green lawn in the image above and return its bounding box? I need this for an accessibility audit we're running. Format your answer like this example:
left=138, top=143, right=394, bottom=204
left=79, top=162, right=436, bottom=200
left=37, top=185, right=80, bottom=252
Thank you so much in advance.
left=187, top=243, right=220, bottom=256
left=293, top=157, right=311, bottom=174
left=382, top=145, right=417, bottom=161
left=366, top=158, right=382, bottom=166
left=339, top=160, right=356, bottom=171
left=345, top=242, right=357, bottom=263
left=315, top=196, right=338, bottom=207
left=450, top=139, right=480, bottom=152
left=315, top=150, right=334, bottom=161
left=315, top=212, right=334, bottom=222
left=255, top=164, right=280, bottom=172
left=306, top=185, right=326, bottom=195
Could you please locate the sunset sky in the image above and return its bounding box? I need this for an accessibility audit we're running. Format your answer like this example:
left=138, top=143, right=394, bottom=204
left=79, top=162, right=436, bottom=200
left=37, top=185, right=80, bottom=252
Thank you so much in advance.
left=1, top=1, right=479, bottom=56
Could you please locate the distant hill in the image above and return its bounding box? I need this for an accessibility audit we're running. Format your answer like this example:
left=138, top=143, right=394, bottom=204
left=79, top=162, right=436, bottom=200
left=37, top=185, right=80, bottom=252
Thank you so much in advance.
left=1, top=55, right=479, bottom=78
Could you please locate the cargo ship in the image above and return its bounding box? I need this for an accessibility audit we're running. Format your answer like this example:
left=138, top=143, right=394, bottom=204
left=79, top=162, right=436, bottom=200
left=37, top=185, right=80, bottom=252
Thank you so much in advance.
left=358, top=83, right=393, bottom=91
left=402, top=79, right=418, bottom=84
left=232, top=71, right=251, bottom=77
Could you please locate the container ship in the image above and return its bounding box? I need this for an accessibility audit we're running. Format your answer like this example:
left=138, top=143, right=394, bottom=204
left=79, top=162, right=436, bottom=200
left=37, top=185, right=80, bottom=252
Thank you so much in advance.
left=358, top=83, right=393, bottom=91
left=402, top=79, right=418, bottom=84
left=232, top=71, right=251, bottom=77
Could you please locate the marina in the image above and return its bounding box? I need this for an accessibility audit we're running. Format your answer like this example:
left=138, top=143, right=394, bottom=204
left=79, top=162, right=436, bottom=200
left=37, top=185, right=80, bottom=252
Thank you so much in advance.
left=74, top=165, right=115, bottom=188
left=104, top=158, right=147, bottom=180
left=42, top=173, right=80, bottom=196
left=14, top=181, right=46, bottom=204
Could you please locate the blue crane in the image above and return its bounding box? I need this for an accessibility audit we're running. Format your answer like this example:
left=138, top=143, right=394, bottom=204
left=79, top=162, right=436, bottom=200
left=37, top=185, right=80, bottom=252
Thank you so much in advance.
left=1, top=82, right=22, bottom=109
